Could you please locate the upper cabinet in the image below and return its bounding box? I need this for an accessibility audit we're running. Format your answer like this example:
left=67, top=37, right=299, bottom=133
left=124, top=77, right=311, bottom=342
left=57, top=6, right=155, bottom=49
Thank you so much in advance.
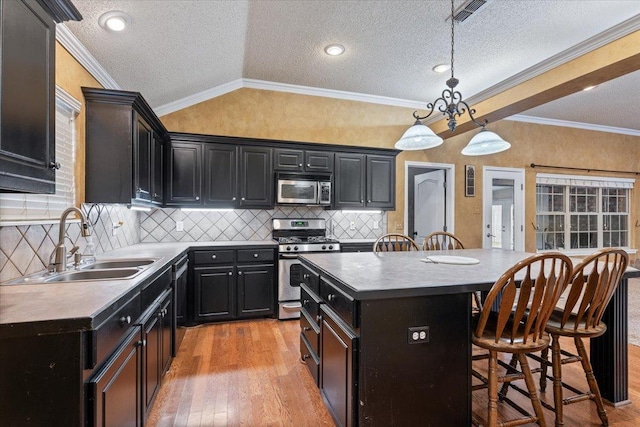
left=83, top=88, right=167, bottom=206
left=0, top=0, right=81, bottom=193
left=334, top=153, right=396, bottom=210
left=274, top=148, right=333, bottom=173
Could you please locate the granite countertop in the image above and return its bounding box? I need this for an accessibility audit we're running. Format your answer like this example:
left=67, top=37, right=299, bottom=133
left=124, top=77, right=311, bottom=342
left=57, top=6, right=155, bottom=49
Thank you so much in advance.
left=300, top=249, right=640, bottom=301
left=0, top=240, right=277, bottom=337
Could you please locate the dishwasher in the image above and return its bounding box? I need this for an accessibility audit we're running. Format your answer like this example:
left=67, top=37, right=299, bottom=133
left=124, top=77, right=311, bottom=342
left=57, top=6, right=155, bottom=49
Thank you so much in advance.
left=172, top=254, right=188, bottom=356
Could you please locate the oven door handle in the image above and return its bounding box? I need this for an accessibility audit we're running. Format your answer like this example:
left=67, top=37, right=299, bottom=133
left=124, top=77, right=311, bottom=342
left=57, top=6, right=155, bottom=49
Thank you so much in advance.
left=279, top=254, right=299, bottom=259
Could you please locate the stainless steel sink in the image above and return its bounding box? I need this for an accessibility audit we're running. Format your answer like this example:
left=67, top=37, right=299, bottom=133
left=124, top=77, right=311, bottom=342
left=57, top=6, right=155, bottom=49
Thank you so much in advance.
left=80, top=259, right=157, bottom=270
left=44, top=268, right=141, bottom=283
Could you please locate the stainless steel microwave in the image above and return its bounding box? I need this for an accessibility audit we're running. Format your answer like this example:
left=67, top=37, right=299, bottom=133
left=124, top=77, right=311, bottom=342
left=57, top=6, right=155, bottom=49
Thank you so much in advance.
left=276, top=177, right=331, bottom=205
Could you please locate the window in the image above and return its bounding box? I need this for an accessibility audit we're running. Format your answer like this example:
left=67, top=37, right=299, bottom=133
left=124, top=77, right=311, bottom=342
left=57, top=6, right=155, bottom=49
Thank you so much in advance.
left=0, top=87, right=80, bottom=222
left=535, top=174, right=633, bottom=252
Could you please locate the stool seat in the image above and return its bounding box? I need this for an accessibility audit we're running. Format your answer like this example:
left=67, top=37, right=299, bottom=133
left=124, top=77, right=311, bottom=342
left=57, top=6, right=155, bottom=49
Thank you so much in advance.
left=544, top=309, right=607, bottom=338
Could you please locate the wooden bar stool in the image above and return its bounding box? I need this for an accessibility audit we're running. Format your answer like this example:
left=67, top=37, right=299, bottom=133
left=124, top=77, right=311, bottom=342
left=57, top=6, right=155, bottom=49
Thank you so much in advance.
left=422, top=231, right=465, bottom=251
left=472, top=253, right=573, bottom=427
left=536, top=248, right=628, bottom=427
left=373, top=233, right=419, bottom=252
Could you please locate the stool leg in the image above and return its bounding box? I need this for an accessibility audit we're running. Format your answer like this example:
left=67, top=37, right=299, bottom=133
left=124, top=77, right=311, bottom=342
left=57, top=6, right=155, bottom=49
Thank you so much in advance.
left=540, top=344, right=549, bottom=392
left=574, top=337, right=609, bottom=426
left=499, top=354, right=518, bottom=401
left=518, top=353, right=547, bottom=427
left=488, top=350, right=498, bottom=427
left=551, top=334, right=564, bottom=427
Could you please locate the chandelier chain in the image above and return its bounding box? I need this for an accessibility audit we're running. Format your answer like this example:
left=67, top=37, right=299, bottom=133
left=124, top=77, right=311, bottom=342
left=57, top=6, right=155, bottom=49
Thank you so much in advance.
left=450, top=0, right=455, bottom=80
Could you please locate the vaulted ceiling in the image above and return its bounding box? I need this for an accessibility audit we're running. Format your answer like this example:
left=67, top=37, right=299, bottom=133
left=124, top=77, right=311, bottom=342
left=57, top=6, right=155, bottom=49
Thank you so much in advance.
left=64, top=1, right=640, bottom=133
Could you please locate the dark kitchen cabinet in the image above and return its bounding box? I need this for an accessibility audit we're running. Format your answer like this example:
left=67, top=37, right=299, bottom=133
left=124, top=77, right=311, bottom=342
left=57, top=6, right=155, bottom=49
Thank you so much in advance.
left=334, top=153, right=395, bottom=210
left=237, top=264, right=274, bottom=317
left=88, top=326, right=142, bottom=427
left=204, top=143, right=238, bottom=207
left=166, top=141, right=202, bottom=205
left=340, top=241, right=374, bottom=253
left=239, top=146, right=273, bottom=208
left=83, top=88, right=168, bottom=206
left=194, top=266, right=235, bottom=322
left=0, top=0, right=81, bottom=193
left=274, top=148, right=333, bottom=173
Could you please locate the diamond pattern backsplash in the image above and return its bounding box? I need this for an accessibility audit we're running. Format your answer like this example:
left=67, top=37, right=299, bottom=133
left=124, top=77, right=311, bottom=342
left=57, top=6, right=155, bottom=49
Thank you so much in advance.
left=0, top=204, right=139, bottom=283
left=140, top=207, right=386, bottom=243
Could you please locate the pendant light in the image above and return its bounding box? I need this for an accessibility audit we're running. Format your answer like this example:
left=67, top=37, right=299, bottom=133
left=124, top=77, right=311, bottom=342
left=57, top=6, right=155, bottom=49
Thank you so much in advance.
left=395, top=0, right=510, bottom=156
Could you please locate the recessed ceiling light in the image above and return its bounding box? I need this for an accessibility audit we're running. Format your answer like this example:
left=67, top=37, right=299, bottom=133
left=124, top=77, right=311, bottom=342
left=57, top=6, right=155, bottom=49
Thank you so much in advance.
left=98, top=11, right=131, bottom=32
left=324, top=44, right=345, bottom=56
left=583, top=85, right=598, bottom=91
left=432, top=64, right=450, bottom=73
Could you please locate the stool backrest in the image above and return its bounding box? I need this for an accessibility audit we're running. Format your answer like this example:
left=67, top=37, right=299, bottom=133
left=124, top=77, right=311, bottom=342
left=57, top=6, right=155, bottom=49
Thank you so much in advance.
left=373, top=233, right=420, bottom=253
left=423, top=231, right=464, bottom=251
left=559, top=248, right=628, bottom=330
left=475, top=253, right=573, bottom=345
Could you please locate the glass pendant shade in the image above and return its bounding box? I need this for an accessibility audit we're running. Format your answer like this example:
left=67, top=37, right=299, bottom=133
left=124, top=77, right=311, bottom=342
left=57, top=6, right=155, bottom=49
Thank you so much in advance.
left=394, top=121, right=444, bottom=150
left=461, top=128, right=511, bottom=156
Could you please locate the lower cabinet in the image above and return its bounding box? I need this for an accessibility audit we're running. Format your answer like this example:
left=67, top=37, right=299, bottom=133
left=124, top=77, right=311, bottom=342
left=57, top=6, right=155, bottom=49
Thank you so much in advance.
left=190, top=247, right=276, bottom=324
left=88, top=326, right=143, bottom=427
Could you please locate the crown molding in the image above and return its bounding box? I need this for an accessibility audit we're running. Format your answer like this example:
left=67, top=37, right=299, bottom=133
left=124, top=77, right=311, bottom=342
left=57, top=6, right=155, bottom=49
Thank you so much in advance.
left=55, top=24, right=120, bottom=90
left=153, top=79, right=244, bottom=117
left=506, top=115, right=640, bottom=137
left=55, top=85, right=82, bottom=113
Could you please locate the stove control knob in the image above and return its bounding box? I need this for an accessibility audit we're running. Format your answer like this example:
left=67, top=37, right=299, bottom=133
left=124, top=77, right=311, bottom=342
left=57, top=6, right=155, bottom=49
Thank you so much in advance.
left=294, top=246, right=299, bottom=251
left=286, top=246, right=291, bottom=251
left=328, top=245, right=334, bottom=250
left=322, top=245, right=327, bottom=250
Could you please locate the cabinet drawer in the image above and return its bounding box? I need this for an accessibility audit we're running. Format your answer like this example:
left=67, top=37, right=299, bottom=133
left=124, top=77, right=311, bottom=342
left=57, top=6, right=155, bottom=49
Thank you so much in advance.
left=237, top=248, right=274, bottom=263
left=301, top=283, right=321, bottom=327
left=301, top=309, right=320, bottom=356
left=300, top=264, right=320, bottom=294
left=300, top=334, right=320, bottom=386
left=90, top=293, right=141, bottom=369
left=193, top=250, right=234, bottom=265
left=320, top=276, right=358, bottom=329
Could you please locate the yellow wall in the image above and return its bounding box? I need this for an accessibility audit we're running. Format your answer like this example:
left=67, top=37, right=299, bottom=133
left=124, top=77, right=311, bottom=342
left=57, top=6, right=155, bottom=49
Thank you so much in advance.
left=161, top=88, right=640, bottom=257
left=55, top=42, right=102, bottom=204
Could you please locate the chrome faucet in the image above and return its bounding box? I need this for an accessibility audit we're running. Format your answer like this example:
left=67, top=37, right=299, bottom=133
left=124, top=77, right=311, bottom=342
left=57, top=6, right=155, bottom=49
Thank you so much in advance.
left=49, top=207, right=92, bottom=273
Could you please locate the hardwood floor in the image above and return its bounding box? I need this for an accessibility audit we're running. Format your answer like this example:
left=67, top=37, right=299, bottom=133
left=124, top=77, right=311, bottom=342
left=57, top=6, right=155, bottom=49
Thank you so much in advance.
left=148, top=319, right=640, bottom=426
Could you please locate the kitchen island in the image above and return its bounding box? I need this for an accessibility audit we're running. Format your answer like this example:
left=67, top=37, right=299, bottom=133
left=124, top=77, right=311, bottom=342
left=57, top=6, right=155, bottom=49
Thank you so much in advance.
left=298, top=249, right=640, bottom=426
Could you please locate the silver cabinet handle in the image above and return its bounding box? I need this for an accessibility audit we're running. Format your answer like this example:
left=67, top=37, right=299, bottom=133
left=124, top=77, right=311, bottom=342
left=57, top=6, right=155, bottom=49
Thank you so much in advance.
left=303, top=326, right=311, bottom=332
left=232, top=197, right=236, bottom=200
left=212, top=255, right=217, bottom=259
left=241, top=197, right=245, bottom=201
left=368, top=200, right=371, bottom=203
left=195, top=196, right=200, bottom=200
left=301, top=354, right=310, bottom=363
left=327, top=294, right=335, bottom=302
left=49, top=161, right=61, bottom=170
left=307, top=164, right=311, bottom=167
left=253, top=253, right=259, bottom=258
left=360, top=200, right=364, bottom=203
left=120, top=315, right=131, bottom=325
left=238, top=271, right=243, bottom=275
left=299, top=163, right=303, bottom=167
left=228, top=271, right=233, bottom=276
left=303, top=299, right=309, bottom=306
left=303, top=273, right=309, bottom=279
left=316, top=315, right=321, bottom=322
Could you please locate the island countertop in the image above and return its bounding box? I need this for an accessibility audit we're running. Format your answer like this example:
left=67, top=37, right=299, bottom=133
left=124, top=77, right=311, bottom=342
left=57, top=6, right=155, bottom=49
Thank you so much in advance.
left=299, top=248, right=640, bottom=300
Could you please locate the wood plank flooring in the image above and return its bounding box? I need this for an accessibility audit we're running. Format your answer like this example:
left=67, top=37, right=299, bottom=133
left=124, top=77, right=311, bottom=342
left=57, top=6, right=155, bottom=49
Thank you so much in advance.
left=148, top=319, right=640, bottom=426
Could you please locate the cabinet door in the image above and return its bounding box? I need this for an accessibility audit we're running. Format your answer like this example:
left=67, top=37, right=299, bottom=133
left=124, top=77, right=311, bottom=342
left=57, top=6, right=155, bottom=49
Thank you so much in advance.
left=237, top=264, right=274, bottom=318
left=134, top=116, right=152, bottom=201
left=89, top=327, right=142, bottom=427
left=142, top=310, right=161, bottom=422
left=321, top=310, right=357, bottom=427
left=239, top=146, right=273, bottom=208
left=366, top=155, right=395, bottom=209
left=194, top=266, right=235, bottom=322
left=0, top=0, right=56, bottom=193
left=204, top=144, right=238, bottom=207
left=334, top=153, right=365, bottom=209
left=305, top=151, right=334, bottom=172
left=274, top=148, right=303, bottom=172
left=151, top=133, right=163, bottom=204
left=166, top=142, right=202, bottom=205
left=160, top=292, right=173, bottom=376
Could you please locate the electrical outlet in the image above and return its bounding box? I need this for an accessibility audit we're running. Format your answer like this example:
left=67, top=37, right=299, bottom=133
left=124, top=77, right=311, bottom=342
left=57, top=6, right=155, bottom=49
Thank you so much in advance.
left=408, top=326, right=429, bottom=344
left=349, top=221, right=356, bottom=230
left=373, top=220, right=379, bottom=229
left=112, top=222, right=118, bottom=236
left=176, top=221, right=184, bottom=232
left=395, top=221, right=403, bottom=230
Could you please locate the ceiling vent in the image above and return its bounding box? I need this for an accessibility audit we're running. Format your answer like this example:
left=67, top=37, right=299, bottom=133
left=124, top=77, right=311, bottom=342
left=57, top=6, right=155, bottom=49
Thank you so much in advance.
left=452, top=0, right=491, bottom=23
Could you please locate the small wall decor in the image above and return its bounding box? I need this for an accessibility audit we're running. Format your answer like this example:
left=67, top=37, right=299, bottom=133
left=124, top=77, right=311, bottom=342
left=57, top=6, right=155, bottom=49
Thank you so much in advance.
left=465, top=165, right=476, bottom=197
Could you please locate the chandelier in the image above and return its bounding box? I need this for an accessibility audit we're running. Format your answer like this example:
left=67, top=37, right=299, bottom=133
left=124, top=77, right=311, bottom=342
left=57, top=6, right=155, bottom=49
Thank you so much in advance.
left=395, top=0, right=510, bottom=155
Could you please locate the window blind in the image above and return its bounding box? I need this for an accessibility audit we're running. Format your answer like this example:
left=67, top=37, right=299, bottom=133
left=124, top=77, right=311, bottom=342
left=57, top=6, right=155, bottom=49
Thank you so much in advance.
left=536, top=173, right=634, bottom=189
left=0, top=86, right=81, bottom=221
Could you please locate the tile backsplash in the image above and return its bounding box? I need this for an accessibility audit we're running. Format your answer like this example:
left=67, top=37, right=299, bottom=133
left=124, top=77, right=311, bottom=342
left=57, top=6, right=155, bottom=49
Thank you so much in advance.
left=139, top=207, right=386, bottom=243
left=0, top=204, right=139, bottom=283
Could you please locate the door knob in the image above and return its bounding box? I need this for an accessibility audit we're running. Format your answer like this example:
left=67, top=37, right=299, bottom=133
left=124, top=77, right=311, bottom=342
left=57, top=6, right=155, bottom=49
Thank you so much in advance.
left=486, top=233, right=496, bottom=238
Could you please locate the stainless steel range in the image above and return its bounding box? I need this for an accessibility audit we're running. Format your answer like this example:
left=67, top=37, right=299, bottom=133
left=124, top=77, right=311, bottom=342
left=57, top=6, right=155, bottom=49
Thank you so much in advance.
left=273, top=218, right=340, bottom=319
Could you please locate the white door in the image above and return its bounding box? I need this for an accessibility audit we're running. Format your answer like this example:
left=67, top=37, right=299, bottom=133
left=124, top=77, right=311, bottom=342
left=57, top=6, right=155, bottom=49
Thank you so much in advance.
left=482, top=167, right=525, bottom=251
left=414, top=169, right=446, bottom=243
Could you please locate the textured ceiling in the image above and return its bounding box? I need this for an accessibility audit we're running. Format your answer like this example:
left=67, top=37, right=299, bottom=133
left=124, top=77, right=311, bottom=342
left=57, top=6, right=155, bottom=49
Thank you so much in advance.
left=64, top=1, right=640, bottom=132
